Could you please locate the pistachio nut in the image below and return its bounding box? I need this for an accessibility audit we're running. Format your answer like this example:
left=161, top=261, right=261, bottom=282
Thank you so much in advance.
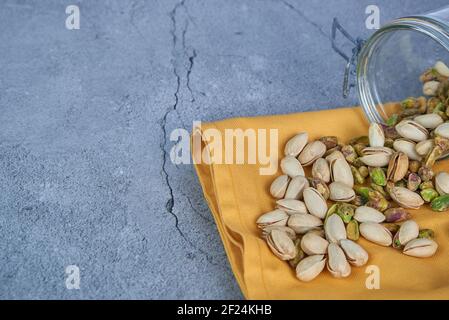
left=340, top=239, right=368, bottom=267
left=434, top=136, right=449, bottom=153
left=324, top=214, right=347, bottom=243
left=434, top=122, right=449, bottom=139
left=366, top=190, right=390, bottom=212
left=423, top=145, right=442, bottom=167
left=324, top=145, right=342, bottom=157
left=393, top=139, right=422, bottom=161
left=284, top=175, right=309, bottom=200
left=435, top=171, right=449, bottom=195
left=270, top=174, right=290, bottom=199
left=418, top=165, right=434, bottom=182
left=341, top=145, right=358, bottom=164
left=403, top=238, right=438, bottom=258
left=310, top=178, right=330, bottom=200
left=312, top=158, right=330, bottom=183
left=256, top=209, right=289, bottom=229
left=389, top=186, right=424, bottom=209
left=371, top=183, right=388, bottom=199
left=266, top=229, right=297, bottom=260
left=418, top=228, right=435, bottom=240
left=262, top=226, right=296, bottom=240
left=415, top=139, right=434, bottom=157
left=420, top=188, right=439, bottom=202
left=295, top=254, right=326, bottom=282
left=407, top=173, right=421, bottom=192
left=325, top=150, right=346, bottom=163
left=435, top=61, right=449, bottom=77
left=387, top=152, right=409, bottom=182
left=329, top=182, right=356, bottom=202
left=358, top=165, right=369, bottom=178
left=392, top=220, right=419, bottom=249
left=326, top=243, right=351, bottom=278
left=280, top=156, right=305, bottom=178
left=369, top=122, right=385, bottom=147
left=300, top=232, right=329, bottom=255
left=351, top=165, right=365, bottom=184
left=420, top=180, right=435, bottom=190
left=349, top=135, right=369, bottom=145
left=386, top=114, right=399, bottom=126
left=370, top=167, right=387, bottom=186
left=409, top=160, right=421, bottom=173
left=382, top=223, right=400, bottom=235
left=276, top=199, right=308, bottom=215
left=330, top=158, right=354, bottom=188
left=384, top=207, right=410, bottom=223
left=284, top=132, right=308, bottom=157
left=289, top=238, right=306, bottom=268
left=359, top=222, right=393, bottom=246
left=324, top=203, right=338, bottom=223
left=359, top=147, right=394, bottom=167
left=298, top=140, right=327, bottom=166
left=319, top=136, right=338, bottom=150
left=395, top=120, right=428, bottom=142
left=354, top=206, right=386, bottom=223
left=336, top=203, right=356, bottom=223
left=413, top=113, right=444, bottom=129
left=288, top=213, right=323, bottom=234
left=423, top=80, right=440, bottom=96
left=303, top=187, right=328, bottom=219
left=346, top=220, right=359, bottom=241
left=430, top=194, right=449, bottom=211
left=354, top=185, right=371, bottom=200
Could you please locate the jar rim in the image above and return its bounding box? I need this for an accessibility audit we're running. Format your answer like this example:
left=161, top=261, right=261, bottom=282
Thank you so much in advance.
left=357, top=16, right=449, bottom=124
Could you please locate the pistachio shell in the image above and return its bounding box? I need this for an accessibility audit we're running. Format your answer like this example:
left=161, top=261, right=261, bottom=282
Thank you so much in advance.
left=270, top=175, right=290, bottom=199
left=298, top=141, right=327, bottom=166
left=287, top=213, right=323, bottom=234
left=359, top=147, right=393, bottom=167
left=329, top=182, right=355, bottom=202
left=284, top=132, right=308, bottom=157
left=330, top=158, right=354, bottom=188
left=326, top=243, right=351, bottom=278
left=387, top=152, right=409, bottom=182
left=435, top=172, right=449, bottom=195
left=434, top=122, right=449, bottom=139
left=266, top=229, right=297, bottom=260
left=392, top=220, right=419, bottom=249
left=303, top=187, right=327, bottom=219
left=369, top=123, right=385, bottom=147
left=324, top=214, right=347, bottom=243
left=384, top=207, right=410, bottom=223
left=325, top=150, right=345, bottom=163
left=300, top=232, right=329, bottom=255
left=403, top=238, right=438, bottom=258
left=354, top=206, right=385, bottom=223
left=414, top=113, right=444, bottom=129
left=261, top=226, right=296, bottom=240
left=340, top=239, right=369, bottom=267
left=276, top=199, right=308, bottom=215
left=423, top=80, right=440, bottom=96
left=395, top=120, right=428, bottom=142
left=280, top=156, right=305, bottom=178
left=256, top=209, right=289, bottom=229
left=312, top=158, right=330, bottom=183
left=434, top=61, right=449, bottom=77
left=359, top=222, right=392, bottom=246
left=284, top=175, right=309, bottom=200
left=393, top=139, right=422, bottom=161
left=415, top=139, right=434, bottom=157
left=296, top=255, right=326, bottom=282
left=390, top=187, right=424, bottom=209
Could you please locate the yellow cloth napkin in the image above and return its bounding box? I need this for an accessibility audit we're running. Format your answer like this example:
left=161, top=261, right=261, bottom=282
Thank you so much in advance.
left=192, top=106, right=449, bottom=300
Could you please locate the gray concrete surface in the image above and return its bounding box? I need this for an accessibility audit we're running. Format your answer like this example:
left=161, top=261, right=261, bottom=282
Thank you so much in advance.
left=0, top=0, right=446, bottom=299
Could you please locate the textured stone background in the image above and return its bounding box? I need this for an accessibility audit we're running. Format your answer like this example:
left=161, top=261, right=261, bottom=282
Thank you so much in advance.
left=0, top=0, right=446, bottom=299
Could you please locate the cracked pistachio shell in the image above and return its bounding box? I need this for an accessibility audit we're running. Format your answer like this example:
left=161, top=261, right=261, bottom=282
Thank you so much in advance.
left=280, top=156, right=305, bottom=178
left=325, top=150, right=346, bottom=163
left=435, top=122, right=449, bottom=139
left=256, top=209, right=289, bottom=229
left=403, top=238, right=438, bottom=258
left=414, top=113, right=444, bottom=129
left=327, top=243, right=351, bottom=278
left=395, top=120, right=428, bottom=142
left=330, top=158, right=354, bottom=188
left=270, top=175, right=290, bottom=199
left=435, top=60, right=449, bottom=76
left=354, top=206, right=385, bottom=223
left=296, top=254, right=326, bottom=282
left=390, top=187, right=424, bottom=209
left=415, top=139, right=434, bottom=157
left=340, top=239, right=368, bottom=267
left=369, top=123, right=385, bottom=147
left=393, top=139, right=422, bottom=161
left=324, top=214, right=347, bottom=243
left=392, top=220, right=419, bottom=249
left=262, top=226, right=296, bottom=240
left=300, top=232, right=329, bottom=255
left=284, top=132, right=308, bottom=157
left=303, top=187, right=328, bottom=219
left=359, top=147, right=393, bottom=167
left=284, top=175, right=309, bottom=200
left=267, top=229, right=297, bottom=260
left=298, top=140, right=327, bottom=166
left=360, top=222, right=392, bottom=246
left=435, top=172, right=449, bottom=195
left=276, top=199, right=308, bottom=215
left=312, top=158, right=330, bottom=183
left=329, top=182, right=355, bottom=202
left=423, top=80, right=440, bottom=96
left=387, top=152, right=409, bottom=182
left=287, top=213, right=323, bottom=234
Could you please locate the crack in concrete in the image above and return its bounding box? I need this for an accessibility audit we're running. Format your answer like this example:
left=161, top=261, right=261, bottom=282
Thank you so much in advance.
left=278, top=0, right=330, bottom=40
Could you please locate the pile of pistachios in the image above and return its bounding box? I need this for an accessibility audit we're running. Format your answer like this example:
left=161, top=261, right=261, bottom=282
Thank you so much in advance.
left=256, top=61, right=449, bottom=282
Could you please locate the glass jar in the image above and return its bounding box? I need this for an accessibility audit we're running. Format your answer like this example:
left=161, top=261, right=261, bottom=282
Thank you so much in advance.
left=357, top=5, right=449, bottom=124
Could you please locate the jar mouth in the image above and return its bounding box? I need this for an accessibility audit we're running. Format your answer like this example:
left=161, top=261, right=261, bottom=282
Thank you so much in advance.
left=357, top=16, right=449, bottom=124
